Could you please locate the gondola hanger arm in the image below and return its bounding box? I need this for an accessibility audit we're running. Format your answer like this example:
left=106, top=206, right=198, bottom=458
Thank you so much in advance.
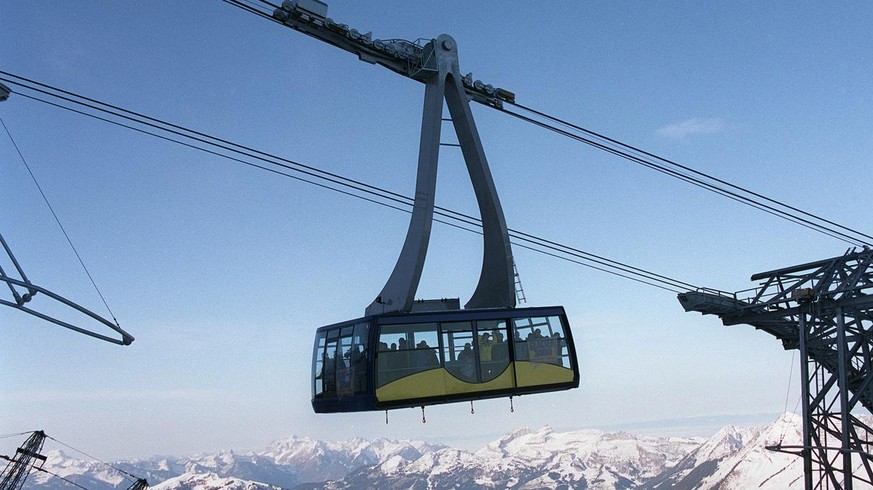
left=267, top=1, right=518, bottom=315
left=363, top=33, right=516, bottom=315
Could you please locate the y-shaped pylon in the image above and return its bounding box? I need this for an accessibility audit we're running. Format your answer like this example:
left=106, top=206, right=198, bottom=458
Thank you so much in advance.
left=365, top=34, right=515, bottom=316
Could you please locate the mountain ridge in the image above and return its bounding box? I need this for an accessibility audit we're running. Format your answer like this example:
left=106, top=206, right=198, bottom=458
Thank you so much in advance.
left=18, top=414, right=871, bottom=489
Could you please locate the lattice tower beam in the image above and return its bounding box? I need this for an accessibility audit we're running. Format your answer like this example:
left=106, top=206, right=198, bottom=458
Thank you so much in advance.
left=0, top=431, right=47, bottom=490
left=678, top=248, right=873, bottom=490
left=126, top=478, right=150, bottom=490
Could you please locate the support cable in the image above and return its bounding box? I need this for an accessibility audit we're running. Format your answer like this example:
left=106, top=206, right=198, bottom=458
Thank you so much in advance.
left=502, top=102, right=873, bottom=248
left=778, top=349, right=797, bottom=445
left=222, top=0, right=280, bottom=23
left=0, top=73, right=696, bottom=293
left=43, top=435, right=141, bottom=484
left=0, top=434, right=30, bottom=441
left=218, top=0, right=872, bottom=248
left=0, top=454, right=91, bottom=490
left=0, top=117, right=120, bottom=326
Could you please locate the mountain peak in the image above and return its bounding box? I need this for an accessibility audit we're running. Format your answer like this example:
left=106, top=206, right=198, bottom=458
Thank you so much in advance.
left=23, top=414, right=828, bottom=490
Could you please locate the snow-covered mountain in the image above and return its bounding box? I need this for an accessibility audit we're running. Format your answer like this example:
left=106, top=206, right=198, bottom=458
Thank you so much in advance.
left=150, top=472, right=283, bottom=490
left=25, top=437, right=442, bottom=490
left=642, top=413, right=873, bottom=490
left=329, top=426, right=701, bottom=489
left=261, top=435, right=440, bottom=482
left=19, top=414, right=871, bottom=489
left=641, top=413, right=802, bottom=489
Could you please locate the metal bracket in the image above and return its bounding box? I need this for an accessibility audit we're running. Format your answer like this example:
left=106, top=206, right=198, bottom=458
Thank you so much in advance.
left=1, top=233, right=134, bottom=345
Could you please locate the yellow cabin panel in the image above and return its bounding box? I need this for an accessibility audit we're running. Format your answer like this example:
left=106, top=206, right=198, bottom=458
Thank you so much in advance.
left=376, top=366, right=515, bottom=402
left=514, top=361, right=575, bottom=388
left=375, top=362, right=574, bottom=403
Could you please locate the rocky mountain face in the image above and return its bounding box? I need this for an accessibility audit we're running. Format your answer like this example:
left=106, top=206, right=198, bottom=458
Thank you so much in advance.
left=18, top=414, right=871, bottom=489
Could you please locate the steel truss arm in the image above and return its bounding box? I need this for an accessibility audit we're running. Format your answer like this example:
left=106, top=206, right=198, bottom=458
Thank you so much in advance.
left=678, top=248, right=873, bottom=489
left=1, top=233, right=134, bottom=345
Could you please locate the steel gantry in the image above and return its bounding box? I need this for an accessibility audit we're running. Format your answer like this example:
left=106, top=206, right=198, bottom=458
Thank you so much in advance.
left=0, top=431, right=46, bottom=490
left=679, top=248, right=873, bottom=489
left=0, top=431, right=149, bottom=490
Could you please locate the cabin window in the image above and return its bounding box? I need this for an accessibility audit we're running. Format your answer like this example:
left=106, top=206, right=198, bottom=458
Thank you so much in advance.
left=441, top=321, right=478, bottom=383
left=476, top=319, right=510, bottom=382
left=312, top=330, right=328, bottom=398
left=513, top=316, right=570, bottom=368
left=376, top=322, right=439, bottom=387
left=313, top=322, right=370, bottom=399
left=313, top=328, right=341, bottom=398
left=330, top=323, right=370, bottom=396
left=350, top=322, right=369, bottom=394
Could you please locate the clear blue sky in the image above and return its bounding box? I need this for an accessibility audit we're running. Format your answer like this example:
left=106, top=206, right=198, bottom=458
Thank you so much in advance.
left=2, top=2, right=872, bottom=459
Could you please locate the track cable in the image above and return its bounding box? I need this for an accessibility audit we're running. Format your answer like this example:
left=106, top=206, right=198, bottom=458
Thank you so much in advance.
left=218, top=0, right=872, bottom=248
left=0, top=72, right=694, bottom=293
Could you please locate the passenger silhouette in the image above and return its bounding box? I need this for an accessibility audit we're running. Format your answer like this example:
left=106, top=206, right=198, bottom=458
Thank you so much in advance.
left=493, top=331, right=508, bottom=361
left=417, top=340, right=439, bottom=368
left=457, top=342, right=476, bottom=381
left=479, top=332, right=493, bottom=362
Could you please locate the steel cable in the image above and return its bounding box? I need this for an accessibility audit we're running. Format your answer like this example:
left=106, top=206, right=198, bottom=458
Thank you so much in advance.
left=0, top=73, right=694, bottom=293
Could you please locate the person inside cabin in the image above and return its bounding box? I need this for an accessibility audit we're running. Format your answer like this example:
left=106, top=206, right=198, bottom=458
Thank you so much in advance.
left=396, top=337, right=410, bottom=377
left=492, top=331, right=508, bottom=361
left=385, top=341, right=400, bottom=382
left=350, top=345, right=366, bottom=392
left=479, top=332, right=493, bottom=362
left=550, top=331, right=565, bottom=366
left=479, top=332, right=494, bottom=377
left=417, top=340, right=439, bottom=368
left=323, top=351, right=336, bottom=394
left=514, top=328, right=528, bottom=361
left=458, top=342, right=476, bottom=381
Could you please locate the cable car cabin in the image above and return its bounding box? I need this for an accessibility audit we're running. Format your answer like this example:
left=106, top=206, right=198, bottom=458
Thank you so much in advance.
left=311, top=305, right=579, bottom=413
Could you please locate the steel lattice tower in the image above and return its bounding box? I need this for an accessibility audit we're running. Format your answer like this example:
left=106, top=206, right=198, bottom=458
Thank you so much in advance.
left=0, top=431, right=47, bottom=490
left=126, top=478, right=150, bottom=490
left=679, top=248, right=873, bottom=489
